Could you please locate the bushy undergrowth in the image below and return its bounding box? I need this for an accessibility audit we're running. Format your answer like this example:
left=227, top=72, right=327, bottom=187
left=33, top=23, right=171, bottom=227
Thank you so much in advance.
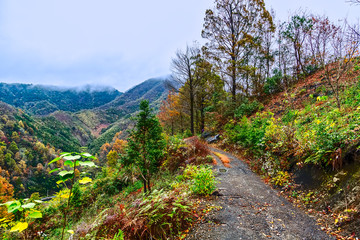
left=17, top=133, right=218, bottom=239
left=77, top=164, right=216, bottom=239
left=223, top=81, right=360, bottom=178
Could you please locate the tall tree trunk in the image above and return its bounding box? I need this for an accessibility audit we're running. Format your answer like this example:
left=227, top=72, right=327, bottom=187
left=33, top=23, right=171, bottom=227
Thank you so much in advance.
left=147, top=170, right=151, bottom=193
left=189, top=77, right=195, bottom=135
left=200, top=99, right=205, bottom=133
left=143, top=179, right=147, bottom=193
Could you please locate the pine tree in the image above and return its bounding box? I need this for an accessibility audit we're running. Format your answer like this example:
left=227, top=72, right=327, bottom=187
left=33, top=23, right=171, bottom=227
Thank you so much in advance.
left=122, top=100, right=166, bottom=193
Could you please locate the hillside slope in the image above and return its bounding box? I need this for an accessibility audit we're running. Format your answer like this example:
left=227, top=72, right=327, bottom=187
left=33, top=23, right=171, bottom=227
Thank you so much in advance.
left=0, top=102, right=62, bottom=198
left=220, top=65, right=360, bottom=238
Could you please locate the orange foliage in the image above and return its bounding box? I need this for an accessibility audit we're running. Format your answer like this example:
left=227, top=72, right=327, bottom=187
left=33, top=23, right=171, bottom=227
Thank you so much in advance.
left=112, top=139, right=127, bottom=154
left=158, top=91, right=181, bottom=134
left=100, top=131, right=128, bottom=163
left=213, top=152, right=231, bottom=168
left=0, top=175, right=14, bottom=218
left=100, top=143, right=111, bottom=154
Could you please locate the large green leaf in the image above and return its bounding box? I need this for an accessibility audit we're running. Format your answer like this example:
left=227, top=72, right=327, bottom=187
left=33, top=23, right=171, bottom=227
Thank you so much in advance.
left=61, top=174, right=74, bottom=182
left=80, top=153, right=92, bottom=157
left=0, top=200, right=15, bottom=207
left=64, top=160, right=74, bottom=168
left=81, top=153, right=96, bottom=159
left=8, top=201, right=21, bottom=213
left=22, top=203, right=35, bottom=209
left=28, top=211, right=42, bottom=219
left=58, top=170, right=74, bottom=177
left=78, top=161, right=97, bottom=167
left=63, top=155, right=81, bottom=161
left=60, top=152, right=71, bottom=157
left=49, top=168, right=59, bottom=174
left=48, top=157, right=61, bottom=165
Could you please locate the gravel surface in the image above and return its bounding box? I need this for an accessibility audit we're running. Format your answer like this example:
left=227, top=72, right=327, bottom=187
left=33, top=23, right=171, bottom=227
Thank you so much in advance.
left=186, top=148, right=333, bottom=240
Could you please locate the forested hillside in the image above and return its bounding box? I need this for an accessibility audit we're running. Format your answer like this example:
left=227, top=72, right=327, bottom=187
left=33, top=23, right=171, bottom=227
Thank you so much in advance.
left=0, top=83, right=121, bottom=115
left=0, top=102, right=60, bottom=199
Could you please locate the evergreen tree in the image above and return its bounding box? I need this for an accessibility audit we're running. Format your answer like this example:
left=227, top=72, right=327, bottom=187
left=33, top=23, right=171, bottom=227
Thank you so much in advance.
left=122, top=100, right=166, bottom=193
left=9, top=141, right=19, bottom=153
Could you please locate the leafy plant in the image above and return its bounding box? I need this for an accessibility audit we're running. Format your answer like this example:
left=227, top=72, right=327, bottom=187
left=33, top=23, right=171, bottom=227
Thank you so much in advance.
left=113, top=229, right=124, bottom=240
left=48, top=152, right=97, bottom=240
left=189, top=165, right=217, bottom=196
left=0, top=198, right=42, bottom=236
left=264, top=69, right=283, bottom=95
left=270, top=171, right=290, bottom=187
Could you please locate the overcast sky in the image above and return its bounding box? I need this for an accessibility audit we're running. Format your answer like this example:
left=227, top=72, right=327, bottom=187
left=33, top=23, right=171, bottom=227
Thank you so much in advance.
left=0, top=1, right=358, bottom=92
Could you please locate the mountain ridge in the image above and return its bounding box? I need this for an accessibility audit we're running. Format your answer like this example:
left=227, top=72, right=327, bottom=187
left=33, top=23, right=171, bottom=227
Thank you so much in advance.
left=0, top=82, right=122, bottom=115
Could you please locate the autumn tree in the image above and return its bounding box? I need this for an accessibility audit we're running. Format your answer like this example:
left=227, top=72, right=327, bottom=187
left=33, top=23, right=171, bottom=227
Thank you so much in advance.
left=122, top=100, right=166, bottom=194
left=171, top=44, right=201, bottom=135
left=0, top=175, right=14, bottom=218
left=158, top=91, right=182, bottom=135
left=202, top=0, right=274, bottom=103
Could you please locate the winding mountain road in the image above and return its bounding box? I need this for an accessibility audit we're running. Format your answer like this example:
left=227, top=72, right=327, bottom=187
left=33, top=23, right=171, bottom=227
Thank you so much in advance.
left=186, top=148, right=332, bottom=240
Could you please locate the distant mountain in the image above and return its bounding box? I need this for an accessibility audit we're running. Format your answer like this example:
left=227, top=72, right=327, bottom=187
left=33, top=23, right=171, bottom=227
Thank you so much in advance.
left=100, top=78, right=167, bottom=112
left=81, top=78, right=169, bottom=152
left=0, top=83, right=122, bottom=115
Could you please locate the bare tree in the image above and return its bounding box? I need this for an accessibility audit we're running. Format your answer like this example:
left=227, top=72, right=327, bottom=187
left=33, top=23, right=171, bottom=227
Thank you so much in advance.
left=171, top=45, right=200, bottom=135
left=321, top=21, right=360, bottom=108
left=307, top=15, right=338, bottom=68
left=347, top=0, right=360, bottom=4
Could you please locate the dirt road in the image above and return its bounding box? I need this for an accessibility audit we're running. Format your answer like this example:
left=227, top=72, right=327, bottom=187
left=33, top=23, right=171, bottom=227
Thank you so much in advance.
left=186, top=148, right=333, bottom=240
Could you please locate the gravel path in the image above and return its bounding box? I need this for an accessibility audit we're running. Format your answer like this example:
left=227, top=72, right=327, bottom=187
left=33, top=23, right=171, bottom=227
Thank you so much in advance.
left=186, top=148, right=333, bottom=240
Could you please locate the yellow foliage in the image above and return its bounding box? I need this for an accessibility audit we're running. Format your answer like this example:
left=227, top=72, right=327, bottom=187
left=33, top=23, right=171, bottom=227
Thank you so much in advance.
left=79, top=177, right=92, bottom=184
left=107, top=150, right=119, bottom=168
left=10, top=222, right=28, bottom=232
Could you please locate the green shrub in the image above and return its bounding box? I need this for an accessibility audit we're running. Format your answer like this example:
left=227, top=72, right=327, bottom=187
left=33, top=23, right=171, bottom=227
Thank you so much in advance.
left=224, top=114, right=270, bottom=150
left=123, top=180, right=143, bottom=197
left=98, top=188, right=194, bottom=239
left=264, top=69, right=283, bottom=95
left=282, top=110, right=298, bottom=124
left=190, top=165, right=216, bottom=196
left=234, top=99, right=262, bottom=119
